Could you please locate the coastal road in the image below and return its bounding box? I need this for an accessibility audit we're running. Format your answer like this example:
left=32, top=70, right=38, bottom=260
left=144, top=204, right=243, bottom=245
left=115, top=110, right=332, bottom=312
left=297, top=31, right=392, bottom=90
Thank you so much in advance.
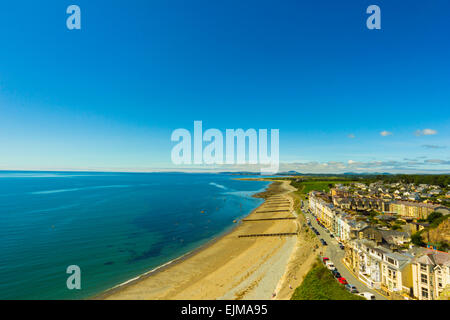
left=301, top=205, right=386, bottom=300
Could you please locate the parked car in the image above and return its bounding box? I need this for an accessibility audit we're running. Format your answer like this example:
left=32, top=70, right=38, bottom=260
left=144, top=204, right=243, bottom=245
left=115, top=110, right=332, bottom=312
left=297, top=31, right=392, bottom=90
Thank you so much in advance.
left=322, top=257, right=329, bottom=263
left=358, top=292, right=376, bottom=300
left=338, top=277, right=348, bottom=285
left=326, top=263, right=336, bottom=271
left=339, top=244, right=345, bottom=250
left=345, top=284, right=358, bottom=293
left=330, top=234, right=334, bottom=238
left=331, top=268, right=339, bottom=275
left=333, top=272, right=341, bottom=279
left=320, top=239, right=327, bottom=245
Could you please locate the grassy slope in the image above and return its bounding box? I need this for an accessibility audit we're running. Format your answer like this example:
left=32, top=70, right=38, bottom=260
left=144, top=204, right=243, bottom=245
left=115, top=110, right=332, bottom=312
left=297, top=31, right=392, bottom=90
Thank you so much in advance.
left=291, top=260, right=365, bottom=300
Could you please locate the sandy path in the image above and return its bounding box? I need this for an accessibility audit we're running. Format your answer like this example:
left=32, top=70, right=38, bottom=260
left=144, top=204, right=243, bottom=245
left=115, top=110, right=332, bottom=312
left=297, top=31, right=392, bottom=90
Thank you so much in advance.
left=101, top=180, right=311, bottom=300
left=273, top=192, right=321, bottom=300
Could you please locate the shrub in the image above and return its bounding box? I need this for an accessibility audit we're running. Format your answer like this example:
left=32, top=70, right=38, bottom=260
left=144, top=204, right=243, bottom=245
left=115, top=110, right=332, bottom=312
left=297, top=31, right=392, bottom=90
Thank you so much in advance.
left=291, top=259, right=364, bottom=300
left=411, top=232, right=425, bottom=247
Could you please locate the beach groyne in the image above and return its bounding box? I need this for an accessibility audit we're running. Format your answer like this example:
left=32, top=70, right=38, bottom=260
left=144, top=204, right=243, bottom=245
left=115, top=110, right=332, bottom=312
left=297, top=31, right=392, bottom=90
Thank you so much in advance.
left=100, top=180, right=300, bottom=300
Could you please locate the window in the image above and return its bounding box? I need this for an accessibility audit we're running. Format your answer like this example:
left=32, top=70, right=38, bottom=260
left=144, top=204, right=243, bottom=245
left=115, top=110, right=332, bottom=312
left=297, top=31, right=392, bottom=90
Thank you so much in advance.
left=387, top=269, right=396, bottom=279
left=422, top=288, right=429, bottom=299
left=420, top=264, right=427, bottom=272
left=421, top=274, right=428, bottom=284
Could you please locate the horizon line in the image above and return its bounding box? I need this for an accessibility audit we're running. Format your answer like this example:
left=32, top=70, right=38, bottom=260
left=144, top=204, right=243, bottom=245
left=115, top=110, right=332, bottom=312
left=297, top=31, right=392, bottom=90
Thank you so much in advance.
left=0, top=168, right=449, bottom=175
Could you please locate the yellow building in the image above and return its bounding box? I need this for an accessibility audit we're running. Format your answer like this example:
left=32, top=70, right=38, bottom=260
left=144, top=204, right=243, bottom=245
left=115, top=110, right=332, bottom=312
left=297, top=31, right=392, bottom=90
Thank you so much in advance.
left=345, top=239, right=415, bottom=298
left=389, top=201, right=438, bottom=220
left=381, top=252, right=413, bottom=298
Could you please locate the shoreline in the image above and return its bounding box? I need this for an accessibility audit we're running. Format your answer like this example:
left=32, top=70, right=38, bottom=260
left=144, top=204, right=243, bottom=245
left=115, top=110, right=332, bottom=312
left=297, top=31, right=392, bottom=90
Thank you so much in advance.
left=99, top=179, right=299, bottom=300
left=94, top=181, right=272, bottom=300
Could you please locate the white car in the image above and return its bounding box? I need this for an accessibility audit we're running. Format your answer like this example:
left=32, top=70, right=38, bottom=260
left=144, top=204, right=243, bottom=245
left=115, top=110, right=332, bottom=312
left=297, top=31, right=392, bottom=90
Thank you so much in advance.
left=325, top=261, right=336, bottom=271
left=358, top=292, right=376, bottom=300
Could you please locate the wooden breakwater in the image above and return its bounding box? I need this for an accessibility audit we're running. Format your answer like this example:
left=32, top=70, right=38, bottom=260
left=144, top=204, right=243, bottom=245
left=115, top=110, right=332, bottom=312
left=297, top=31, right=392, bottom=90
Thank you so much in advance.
left=242, top=217, right=296, bottom=222
left=255, top=210, right=291, bottom=213
left=238, top=232, right=297, bottom=238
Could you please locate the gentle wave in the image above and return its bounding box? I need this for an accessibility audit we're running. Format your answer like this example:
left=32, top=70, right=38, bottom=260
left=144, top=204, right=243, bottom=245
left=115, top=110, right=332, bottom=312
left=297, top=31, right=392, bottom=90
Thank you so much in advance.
left=209, top=182, right=227, bottom=190
left=30, top=185, right=132, bottom=195
left=26, top=204, right=80, bottom=214
left=0, top=173, right=113, bottom=178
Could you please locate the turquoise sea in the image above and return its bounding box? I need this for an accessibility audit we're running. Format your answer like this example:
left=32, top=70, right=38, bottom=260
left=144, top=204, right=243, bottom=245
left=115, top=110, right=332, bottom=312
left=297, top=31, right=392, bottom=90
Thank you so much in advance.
left=0, top=171, right=269, bottom=299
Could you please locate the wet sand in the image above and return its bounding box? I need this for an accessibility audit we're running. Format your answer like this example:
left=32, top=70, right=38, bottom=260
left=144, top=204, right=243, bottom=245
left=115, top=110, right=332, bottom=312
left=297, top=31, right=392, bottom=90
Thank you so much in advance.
left=99, top=180, right=305, bottom=300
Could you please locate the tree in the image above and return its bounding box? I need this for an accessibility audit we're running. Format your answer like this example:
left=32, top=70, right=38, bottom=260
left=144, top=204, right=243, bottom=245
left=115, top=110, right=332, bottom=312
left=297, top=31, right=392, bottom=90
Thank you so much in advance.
left=411, top=232, right=425, bottom=247
left=427, top=212, right=443, bottom=223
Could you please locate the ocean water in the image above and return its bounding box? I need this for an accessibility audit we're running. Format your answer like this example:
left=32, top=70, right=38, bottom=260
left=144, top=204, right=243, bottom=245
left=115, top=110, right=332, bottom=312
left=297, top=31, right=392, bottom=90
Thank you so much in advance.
left=0, top=172, right=269, bottom=299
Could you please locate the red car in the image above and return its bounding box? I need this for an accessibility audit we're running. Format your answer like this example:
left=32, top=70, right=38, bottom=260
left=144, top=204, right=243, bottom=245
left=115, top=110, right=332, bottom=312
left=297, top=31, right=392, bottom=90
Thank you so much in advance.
left=338, top=277, right=348, bottom=285
left=322, top=257, right=329, bottom=263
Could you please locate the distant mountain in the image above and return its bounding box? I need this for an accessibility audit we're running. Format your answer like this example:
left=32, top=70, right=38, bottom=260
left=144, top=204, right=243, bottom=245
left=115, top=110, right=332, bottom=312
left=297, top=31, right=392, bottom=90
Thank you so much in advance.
left=343, top=172, right=392, bottom=176
left=276, top=171, right=302, bottom=175
left=218, top=171, right=394, bottom=176
left=219, top=171, right=261, bottom=175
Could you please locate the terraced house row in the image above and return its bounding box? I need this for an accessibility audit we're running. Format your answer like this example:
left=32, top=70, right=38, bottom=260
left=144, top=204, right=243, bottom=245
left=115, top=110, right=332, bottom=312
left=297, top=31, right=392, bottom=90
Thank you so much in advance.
left=308, top=191, right=368, bottom=242
left=345, top=239, right=449, bottom=300
left=331, top=186, right=449, bottom=220
left=308, top=191, right=450, bottom=300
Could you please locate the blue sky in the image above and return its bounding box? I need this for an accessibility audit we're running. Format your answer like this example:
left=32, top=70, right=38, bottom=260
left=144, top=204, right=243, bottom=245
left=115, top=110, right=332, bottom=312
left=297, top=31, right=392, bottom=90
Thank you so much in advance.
left=0, top=0, right=449, bottom=173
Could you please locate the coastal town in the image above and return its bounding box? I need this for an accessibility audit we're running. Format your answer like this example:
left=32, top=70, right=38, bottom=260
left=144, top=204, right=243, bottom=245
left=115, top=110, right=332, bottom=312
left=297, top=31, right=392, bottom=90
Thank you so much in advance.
left=304, top=180, right=450, bottom=300
left=100, top=176, right=450, bottom=301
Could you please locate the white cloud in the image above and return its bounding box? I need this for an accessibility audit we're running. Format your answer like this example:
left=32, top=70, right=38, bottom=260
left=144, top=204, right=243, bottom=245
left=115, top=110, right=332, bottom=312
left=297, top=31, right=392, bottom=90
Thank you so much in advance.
left=425, top=159, right=450, bottom=165
left=276, top=159, right=449, bottom=174
left=422, top=144, right=446, bottom=149
left=415, top=129, right=437, bottom=136
left=10, top=158, right=449, bottom=175
left=380, top=131, right=393, bottom=136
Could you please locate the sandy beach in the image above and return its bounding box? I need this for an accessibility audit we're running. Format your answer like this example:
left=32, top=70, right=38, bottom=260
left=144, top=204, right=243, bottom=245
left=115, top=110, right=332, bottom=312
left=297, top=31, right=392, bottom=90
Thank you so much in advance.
left=99, top=180, right=318, bottom=300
